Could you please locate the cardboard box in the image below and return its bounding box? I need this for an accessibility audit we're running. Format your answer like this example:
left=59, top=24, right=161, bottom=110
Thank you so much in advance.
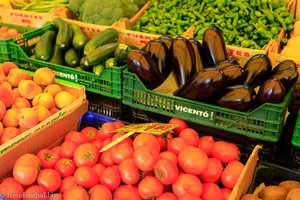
left=0, top=76, right=88, bottom=179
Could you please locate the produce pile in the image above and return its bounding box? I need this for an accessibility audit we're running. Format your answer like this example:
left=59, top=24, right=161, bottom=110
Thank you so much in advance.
left=0, top=26, right=20, bottom=39
left=127, top=27, right=298, bottom=111
left=0, top=117, right=244, bottom=200
left=129, top=0, right=295, bottom=49
left=10, top=0, right=69, bottom=12
left=0, top=62, right=76, bottom=145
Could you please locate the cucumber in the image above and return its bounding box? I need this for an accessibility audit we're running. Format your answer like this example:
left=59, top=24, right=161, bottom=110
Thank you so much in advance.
left=53, top=18, right=73, bottom=50
left=83, top=42, right=119, bottom=67
left=34, top=30, right=56, bottom=61
left=71, top=24, right=88, bottom=50
left=93, top=63, right=105, bottom=75
left=49, top=45, right=64, bottom=65
left=64, top=47, right=79, bottom=68
left=83, top=28, right=118, bottom=55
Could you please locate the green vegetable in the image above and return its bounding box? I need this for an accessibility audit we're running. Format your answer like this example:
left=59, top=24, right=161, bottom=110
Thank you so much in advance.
left=68, top=0, right=85, bottom=15
left=114, top=43, right=132, bottom=66
left=49, top=45, right=64, bottom=65
left=92, top=64, right=105, bottom=75
left=64, top=48, right=80, bottom=68
left=105, top=58, right=116, bottom=67
left=35, top=30, right=56, bottom=61
left=53, top=18, right=73, bottom=50
left=71, top=24, right=88, bottom=51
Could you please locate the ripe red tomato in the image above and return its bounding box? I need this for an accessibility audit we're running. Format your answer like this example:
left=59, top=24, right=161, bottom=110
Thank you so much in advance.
left=133, top=133, right=161, bottom=151
left=159, top=151, right=177, bottom=164
left=113, top=121, right=125, bottom=128
left=178, top=146, right=208, bottom=175
left=138, top=176, right=164, bottom=199
left=179, top=128, right=200, bottom=147
left=221, top=160, right=244, bottom=189
left=64, top=131, right=88, bottom=145
left=59, top=176, right=77, bottom=193
left=52, top=146, right=61, bottom=156
left=24, top=185, right=48, bottom=200
left=172, top=173, right=203, bottom=197
left=133, top=145, right=160, bottom=172
left=179, top=193, right=202, bottom=200
left=211, top=141, right=239, bottom=163
left=156, top=192, right=178, bottom=200
left=154, top=158, right=179, bottom=185
left=89, top=184, right=112, bottom=200
left=119, top=158, right=140, bottom=185
left=199, top=158, right=223, bottom=183
left=54, top=158, right=76, bottom=177
left=80, top=126, right=99, bottom=142
left=92, top=140, right=102, bottom=149
left=74, top=167, right=99, bottom=189
left=0, top=177, right=24, bottom=200
left=100, top=165, right=121, bottom=191
left=111, top=132, right=133, bottom=145
left=37, top=168, right=62, bottom=193
left=201, top=183, right=222, bottom=200
left=198, top=136, right=215, bottom=157
left=13, top=154, right=40, bottom=186
left=167, top=137, right=189, bottom=155
left=73, top=143, right=99, bottom=167
left=36, top=149, right=60, bottom=169
left=111, top=142, right=134, bottom=164
left=100, top=149, right=115, bottom=167
left=98, top=122, right=116, bottom=141
left=63, top=185, right=89, bottom=200
left=169, top=118, right=188, bottom=136
left=93, top=163, right=105, bottom=179
left=114, top=185, right=142, bottom=200
left=221, top=188, right=232, bottom=200
left=156, top=133, right=172, bottom=151
left=60, top=141, right=77, bottom=159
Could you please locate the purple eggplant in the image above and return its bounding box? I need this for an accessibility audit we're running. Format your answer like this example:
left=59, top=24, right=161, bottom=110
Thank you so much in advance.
left=173, top=67, right=225, bottom=101
left=189, top=38, right=207, bottom=72
left=271, top=69, right=298, bottom=91
left=216, top=84, right=256, bottom=111
left=171, top=36, right=196, bottom=86
left=158, top=35, right=173, bottom=50
left=222, top=65, right=246, bottom=86
left=127, top=49, right=164, bottom=90
left=202, top=27, right=228, bottom=67
left=215, top=59, right=240, bottom=69
left=272, top=60, right=297, bottom=75
left=256, top=79, right=286, bottom=104
left=144, top=39, right=172, bottom=79
left=243, top=54, right=272, bottom=88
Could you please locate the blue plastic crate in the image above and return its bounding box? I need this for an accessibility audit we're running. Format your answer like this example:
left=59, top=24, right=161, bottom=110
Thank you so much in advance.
left=78, top=111, right=118, bottom=131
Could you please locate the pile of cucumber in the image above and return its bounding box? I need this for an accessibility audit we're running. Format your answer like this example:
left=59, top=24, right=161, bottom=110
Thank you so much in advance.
left=34, top=18, right=130, bottom=75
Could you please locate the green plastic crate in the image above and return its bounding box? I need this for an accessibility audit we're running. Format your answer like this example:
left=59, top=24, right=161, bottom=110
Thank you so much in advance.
left=0, top=22, right=34, bottom=63
left=292, top=112, right=300, bottom=147
left=8, top=24, right=125, bottom=99
left=123, top=69, right=292, bottom=142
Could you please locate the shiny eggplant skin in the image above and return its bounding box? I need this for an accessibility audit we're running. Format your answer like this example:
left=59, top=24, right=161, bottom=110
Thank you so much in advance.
left=189, top=38, right=207, bottom=72
left=216, top=84, right=256, bottom=111
left=171, top=36, right=196, bottom=86
left=202, top=27, right=228, bottom=67
left=272, top=60, right=297, bottom=75
left=215, top=59, right=240, bottom=69
left=127, top=49, right=164, bottom=90
left=144, top=39, right=172, bottom=78
left=158, top=35, right=173, bottom=50
left=256, top=79, right=286, bottom=104
left=173, top=67, right=224, bottom=101
left=243, top=54, right=272, bottom=88
left=271, top=69, right=298, bottom=91
left=221, top=65, right=246, bottom=86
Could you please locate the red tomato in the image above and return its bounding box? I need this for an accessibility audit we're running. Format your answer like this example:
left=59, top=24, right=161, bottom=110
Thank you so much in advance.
left=169, top=118, right=188, bottom=136
left=201, top=183, right=222, bottom=200
left=133, top=133, right=161, bottom=152
left=199, top=158, right=223, bottom=183
left=100, top=149, right=115, bottom=167
left=80, top=126, right=99, bottom=142
left=114, top=185, right=142, bottom=200
left=23, top=185, right=48, bottom=200
left=159, top=151, right=177, bottom=164
left=98, top=122, right=116, bottom=141
left=178, top=146, right=208, bottom=175
left=172, top=173, right=202, bottom=197
left=36, top=149, right=60, bottom=169
left=138, top=176, right=164, bottom=199
left=63, top=185, right=89, bottom=200
left=93, top=163, right=105, bottom=180
left=167, top=137, right=189, bottom=155
left=221, top=160, right=244, bottom=189
left=211, top=141, right=239, bottom=163
left=100, top=165, right=121, bottom=191
left=13, top=154, right=40, bottom=186
left=111, top=142, right=134, bottom=164
left=60, top=176, right=77, bottom=193
left=54, top=158, right=76, bottom=177
left=198, top=136, right=215, bottom=157
left=48, top=193, right=63, bottom=200
left=74, top=167, right=99, bottom=189
left=52, top=146, right=61, bottom=156
left=73, top=143, right=99, bottom=167
left=179, top=128, right=200, bottom=147
left=92, top=140, right=102, bottom=149
left=0, top=177, right=24, bottom=200
left=156, top=133, right=172, bottom=151
left=113, top=121, right=125, bottom=128
left=179, top=193, right=202, bottom=200
left=37, top=168, right=61, bottom=193
left=119, top=158, right=140, bottom=185
left=64, top=130, right=89, bottom=145
left=154, top=158, right=179, bottom=185
left=111, top=132, right=133, bottom=145
left=221, top=188, right=232, bottom=200
left=89, top=184, right=112, bottom=200
left=60, top=141, right=77, bottom=159
left=133, top=145, right=160, bottom=172
left=156, top=192, right=178, bottom=200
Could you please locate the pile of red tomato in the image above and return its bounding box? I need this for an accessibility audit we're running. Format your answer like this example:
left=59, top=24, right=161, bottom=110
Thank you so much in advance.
left=0, top=118, right=244, bottom=200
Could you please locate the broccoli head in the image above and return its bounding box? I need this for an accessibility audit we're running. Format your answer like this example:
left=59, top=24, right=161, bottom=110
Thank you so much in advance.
left=121, top=0, right=139, bottom=18
left=68, top=0, right=85, bottom=15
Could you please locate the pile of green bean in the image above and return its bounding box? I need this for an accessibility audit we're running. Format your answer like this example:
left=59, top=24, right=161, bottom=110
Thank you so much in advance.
left=129, top=0, right=295, bottom=49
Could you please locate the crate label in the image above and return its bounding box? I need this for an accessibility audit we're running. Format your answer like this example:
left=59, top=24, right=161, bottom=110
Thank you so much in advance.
left=55, top=71, right=78, bottom=82
left=175, top=105, right=214, bottom=121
